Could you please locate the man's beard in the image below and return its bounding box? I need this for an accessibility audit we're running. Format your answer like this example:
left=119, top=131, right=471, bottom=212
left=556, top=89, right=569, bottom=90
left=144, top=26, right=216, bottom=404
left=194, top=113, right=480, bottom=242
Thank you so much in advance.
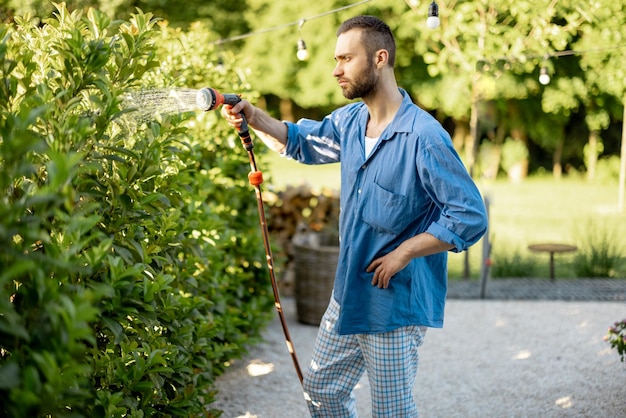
left=340, top=60, right=378, bottom=100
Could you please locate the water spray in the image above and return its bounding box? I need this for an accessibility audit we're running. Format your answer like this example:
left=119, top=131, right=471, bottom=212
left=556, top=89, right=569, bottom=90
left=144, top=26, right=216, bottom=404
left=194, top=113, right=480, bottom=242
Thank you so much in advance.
left=122, top=88, right=202, bottom=124
left=199, top=87, right=304, bottom=385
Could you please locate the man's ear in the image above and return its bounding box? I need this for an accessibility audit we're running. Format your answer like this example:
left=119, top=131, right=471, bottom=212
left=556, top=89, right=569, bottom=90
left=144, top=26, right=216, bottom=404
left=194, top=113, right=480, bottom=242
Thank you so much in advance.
left=375, top=49, right=389, bottom=68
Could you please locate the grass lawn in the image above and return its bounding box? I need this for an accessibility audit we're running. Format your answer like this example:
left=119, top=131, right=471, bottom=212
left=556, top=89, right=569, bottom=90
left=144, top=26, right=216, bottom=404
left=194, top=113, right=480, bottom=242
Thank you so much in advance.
left=259, top=150, right=626, bottom=280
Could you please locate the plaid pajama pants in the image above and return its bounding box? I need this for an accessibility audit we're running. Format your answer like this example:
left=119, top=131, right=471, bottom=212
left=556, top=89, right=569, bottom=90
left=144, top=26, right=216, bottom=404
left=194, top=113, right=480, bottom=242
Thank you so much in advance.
left=303, top=295, right=427, bottom=417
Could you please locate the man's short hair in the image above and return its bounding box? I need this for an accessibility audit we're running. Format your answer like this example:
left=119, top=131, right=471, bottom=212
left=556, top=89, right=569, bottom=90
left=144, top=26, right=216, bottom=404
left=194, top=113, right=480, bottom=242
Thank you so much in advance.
left=337, top=15, right=396, bottom=67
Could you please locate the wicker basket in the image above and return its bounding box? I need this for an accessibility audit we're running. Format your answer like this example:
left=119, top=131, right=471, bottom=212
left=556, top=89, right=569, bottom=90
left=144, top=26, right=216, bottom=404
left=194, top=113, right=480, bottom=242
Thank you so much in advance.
left=293, top=242, right=339, bottom=325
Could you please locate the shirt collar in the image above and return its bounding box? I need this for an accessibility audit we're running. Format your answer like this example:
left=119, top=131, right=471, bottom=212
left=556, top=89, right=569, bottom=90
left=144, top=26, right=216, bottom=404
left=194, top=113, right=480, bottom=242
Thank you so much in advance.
left=359, top=88, right=417, bottom=140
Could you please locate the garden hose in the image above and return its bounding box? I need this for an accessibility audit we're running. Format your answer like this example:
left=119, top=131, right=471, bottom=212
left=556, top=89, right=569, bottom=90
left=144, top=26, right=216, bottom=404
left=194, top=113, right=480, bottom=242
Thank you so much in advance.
left=200, top=87, right=304, bottom=385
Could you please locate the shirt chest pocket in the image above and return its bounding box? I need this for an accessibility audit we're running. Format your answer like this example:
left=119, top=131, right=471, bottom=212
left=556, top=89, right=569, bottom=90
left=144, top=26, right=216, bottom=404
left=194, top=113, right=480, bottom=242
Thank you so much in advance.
left=361, top=182, right=413, bottom=235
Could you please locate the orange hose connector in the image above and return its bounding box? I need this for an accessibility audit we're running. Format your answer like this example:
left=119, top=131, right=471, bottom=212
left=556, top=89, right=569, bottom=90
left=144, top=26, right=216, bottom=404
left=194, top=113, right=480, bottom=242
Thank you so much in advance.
left=248, top=170, right=263, bottom=186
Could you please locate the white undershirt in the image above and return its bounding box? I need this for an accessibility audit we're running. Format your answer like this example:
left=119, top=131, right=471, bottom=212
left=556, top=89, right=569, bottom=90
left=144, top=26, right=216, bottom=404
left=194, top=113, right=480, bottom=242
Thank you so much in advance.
left=365, top=135, right=379, bottom=158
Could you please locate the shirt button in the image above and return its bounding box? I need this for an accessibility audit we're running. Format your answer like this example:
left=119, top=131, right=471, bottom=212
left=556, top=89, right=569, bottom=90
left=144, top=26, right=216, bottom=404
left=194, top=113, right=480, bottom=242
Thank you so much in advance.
left=361, top=165, right=366, bottom=169
left=358, top=189, right=362, bottom=194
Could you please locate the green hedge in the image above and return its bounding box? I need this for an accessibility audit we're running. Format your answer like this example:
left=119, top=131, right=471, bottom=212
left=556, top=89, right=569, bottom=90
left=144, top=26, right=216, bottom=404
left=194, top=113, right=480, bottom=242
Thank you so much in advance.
left=0, top=5, right=273, bottom=417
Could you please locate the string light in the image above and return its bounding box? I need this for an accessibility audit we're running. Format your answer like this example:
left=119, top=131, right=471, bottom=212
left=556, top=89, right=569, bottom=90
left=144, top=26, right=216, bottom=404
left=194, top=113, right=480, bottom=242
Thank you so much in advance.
left=211, top=0, right=375, bottom=45
left=296, top=19, right=310, bottom=61
left=427, top=1, right=440, bottom=29
left=539, top=65, right=551, bottom=85
left=477, top=45, right=626, bottom=85
left=206, top=0, right=626, bottom=77
left=297, top=39, right=310, bottom=61
left=404, top=0, right=440, bottom=30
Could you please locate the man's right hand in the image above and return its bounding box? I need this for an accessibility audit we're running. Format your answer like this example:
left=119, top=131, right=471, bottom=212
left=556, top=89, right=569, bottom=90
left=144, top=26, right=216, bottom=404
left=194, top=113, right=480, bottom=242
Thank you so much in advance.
left=220, top=99, right=289, bottom=154
left=221, top=100, right=255, bottom=131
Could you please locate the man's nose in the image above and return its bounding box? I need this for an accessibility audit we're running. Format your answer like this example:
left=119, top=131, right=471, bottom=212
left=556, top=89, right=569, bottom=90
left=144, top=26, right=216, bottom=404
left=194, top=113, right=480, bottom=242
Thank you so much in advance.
left=332, top=63, right=342, bottom=77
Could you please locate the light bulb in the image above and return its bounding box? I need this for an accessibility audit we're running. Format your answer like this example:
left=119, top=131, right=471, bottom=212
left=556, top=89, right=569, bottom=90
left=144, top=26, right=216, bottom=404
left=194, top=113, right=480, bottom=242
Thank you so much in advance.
left=297, top=39, right=309, bottom=61
left=539, top=66, right=550, bottom=85
left=426, top=16, right=440, bottom=29
left=216, top=57, right=224, bottom=72
left=427, top=1, right=440, bottom=29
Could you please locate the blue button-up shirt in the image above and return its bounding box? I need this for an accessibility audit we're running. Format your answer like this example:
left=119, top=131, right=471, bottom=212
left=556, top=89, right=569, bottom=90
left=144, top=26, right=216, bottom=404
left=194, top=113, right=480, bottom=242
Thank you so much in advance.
left=284, top=89, right=487, bottom=335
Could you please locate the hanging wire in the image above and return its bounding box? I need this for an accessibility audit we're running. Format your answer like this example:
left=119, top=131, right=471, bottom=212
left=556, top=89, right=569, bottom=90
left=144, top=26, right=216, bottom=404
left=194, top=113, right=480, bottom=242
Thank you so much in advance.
left=208, top=0, right=626, bottom=78
left=211, top=0, right=375, bottom=45
left=210, top=0, right=626, bottom=64
left=531, top=43, right=626, bottom=60
left=477, top=43, right=626, bottom=74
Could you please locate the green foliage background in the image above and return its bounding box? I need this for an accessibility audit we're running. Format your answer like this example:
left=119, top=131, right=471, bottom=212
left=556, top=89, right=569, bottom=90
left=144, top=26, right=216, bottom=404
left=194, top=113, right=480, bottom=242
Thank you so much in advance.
left=1, top=0, right=626, bottom=416
left=240, top=0, right=626, bottom=178
left=0, top=4, right=273, bottom=417
left=3, top=0, right=625, bottom=177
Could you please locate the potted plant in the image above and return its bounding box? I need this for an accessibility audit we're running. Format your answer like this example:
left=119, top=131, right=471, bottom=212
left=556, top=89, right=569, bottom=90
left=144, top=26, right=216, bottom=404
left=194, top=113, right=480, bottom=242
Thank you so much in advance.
left=605, top=319, right=626, bottom=362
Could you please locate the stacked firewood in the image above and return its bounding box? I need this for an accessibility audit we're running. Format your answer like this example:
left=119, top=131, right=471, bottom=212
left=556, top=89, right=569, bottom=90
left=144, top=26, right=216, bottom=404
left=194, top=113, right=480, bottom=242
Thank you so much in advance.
left=265, top=185, right=340, bottom=296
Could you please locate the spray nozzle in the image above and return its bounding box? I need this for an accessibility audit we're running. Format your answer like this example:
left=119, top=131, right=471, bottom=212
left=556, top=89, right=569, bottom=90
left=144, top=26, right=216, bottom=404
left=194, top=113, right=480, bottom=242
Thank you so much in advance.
left=196, top=87, right=241, bottom=111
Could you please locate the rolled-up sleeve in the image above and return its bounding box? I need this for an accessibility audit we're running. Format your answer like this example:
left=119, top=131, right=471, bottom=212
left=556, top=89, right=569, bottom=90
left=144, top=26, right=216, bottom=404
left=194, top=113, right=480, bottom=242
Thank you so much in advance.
left=420, top=132, right=488, bottom=252
left=284, top=116, right=341, bottom=165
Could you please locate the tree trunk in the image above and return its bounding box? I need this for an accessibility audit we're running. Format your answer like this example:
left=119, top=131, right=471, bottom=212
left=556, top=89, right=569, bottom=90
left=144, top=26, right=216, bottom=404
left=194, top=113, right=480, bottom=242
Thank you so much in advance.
left=279, top=97, right=294, bottom=122
left=508, top=127, right=530, bottom=182
left=468, top=73, right=480, bottom=178
left=452, top=119, right=470, bottom=154
left=553, top=138, right=563, bottom=179
left=586, top=130, right=599, bottom=181
left=618, top=98, right=626, bottom=211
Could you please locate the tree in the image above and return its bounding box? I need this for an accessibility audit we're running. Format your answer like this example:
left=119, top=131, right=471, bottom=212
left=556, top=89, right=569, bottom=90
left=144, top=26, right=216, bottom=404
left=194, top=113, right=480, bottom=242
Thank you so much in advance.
left=402, top=0, right=595, bottom=177
left=1, top=0, right=251, bottom=37
left=574, top=0, right=626, bottom=208
left=236, top=0, right=356, bottom=111
left=225, top=0, right=626, bottom=180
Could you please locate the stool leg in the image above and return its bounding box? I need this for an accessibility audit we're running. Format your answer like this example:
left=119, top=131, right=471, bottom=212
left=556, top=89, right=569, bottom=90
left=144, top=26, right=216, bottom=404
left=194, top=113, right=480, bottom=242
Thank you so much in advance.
left=549, top=252, right=555, bottom=281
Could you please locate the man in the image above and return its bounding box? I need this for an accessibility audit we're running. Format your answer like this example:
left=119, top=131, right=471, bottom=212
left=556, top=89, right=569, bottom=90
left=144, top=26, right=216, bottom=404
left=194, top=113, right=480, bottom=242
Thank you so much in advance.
left=223, top=15, right=488, bottom=418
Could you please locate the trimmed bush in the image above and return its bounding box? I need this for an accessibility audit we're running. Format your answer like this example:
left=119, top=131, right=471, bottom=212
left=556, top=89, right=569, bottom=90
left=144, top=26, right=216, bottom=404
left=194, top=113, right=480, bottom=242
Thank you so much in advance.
left=0, top=5, right=273, bottom=417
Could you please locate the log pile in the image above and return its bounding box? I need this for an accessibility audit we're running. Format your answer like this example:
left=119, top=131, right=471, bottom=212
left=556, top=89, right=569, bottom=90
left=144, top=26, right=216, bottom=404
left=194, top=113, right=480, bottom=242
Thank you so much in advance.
left=265, top=185, right=340, bottom=296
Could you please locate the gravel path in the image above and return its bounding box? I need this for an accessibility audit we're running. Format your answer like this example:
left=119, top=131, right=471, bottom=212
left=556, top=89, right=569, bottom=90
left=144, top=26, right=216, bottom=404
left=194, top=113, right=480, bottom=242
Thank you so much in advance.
left=212, top=296, right=625, bottom=417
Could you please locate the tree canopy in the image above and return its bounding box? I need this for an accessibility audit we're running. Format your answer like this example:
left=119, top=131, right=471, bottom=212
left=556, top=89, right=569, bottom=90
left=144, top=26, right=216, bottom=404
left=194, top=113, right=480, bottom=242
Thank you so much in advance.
left=223, top=0, right=625, bottom=179
left=1, top=0, right=624, bottom=177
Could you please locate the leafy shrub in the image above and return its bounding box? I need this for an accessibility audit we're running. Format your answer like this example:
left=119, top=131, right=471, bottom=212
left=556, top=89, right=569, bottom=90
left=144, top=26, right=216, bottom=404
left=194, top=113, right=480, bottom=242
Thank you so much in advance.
left=490, top=248, right=538, bottom=278
left=500, top=138, right=529, bottom=173
left=0, top=5, right=273, bottom=417
left=573, top=221, right=624, bottom=278
left=594, top=155, right=621, bottom=182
